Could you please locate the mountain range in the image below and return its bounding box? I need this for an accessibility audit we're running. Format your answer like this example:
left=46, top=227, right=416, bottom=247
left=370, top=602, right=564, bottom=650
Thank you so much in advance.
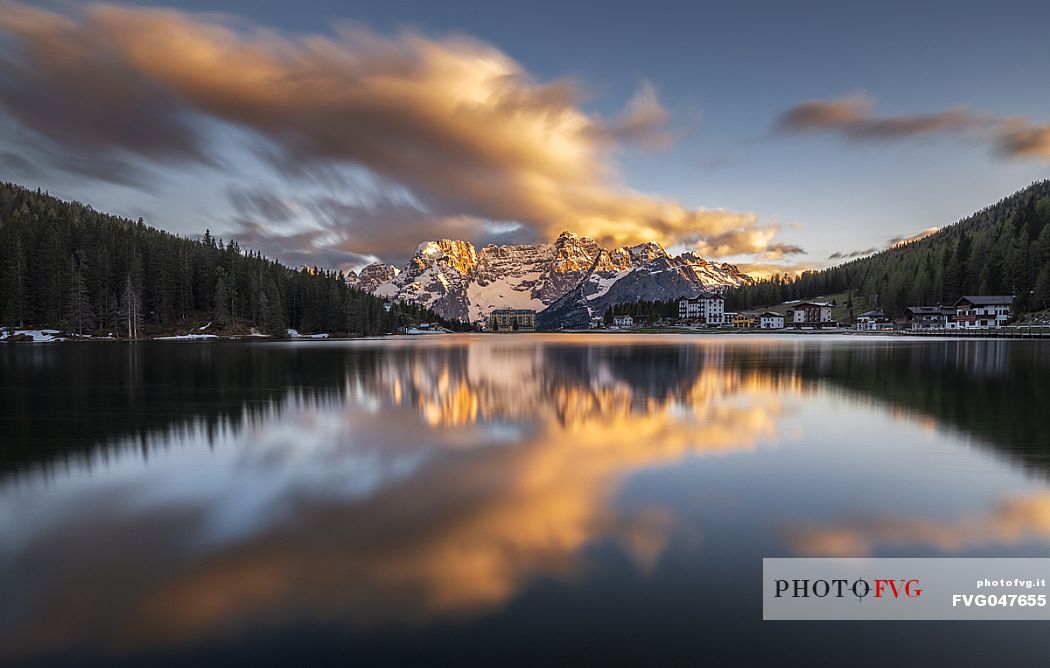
left=348, top=232, right=753, bottom=326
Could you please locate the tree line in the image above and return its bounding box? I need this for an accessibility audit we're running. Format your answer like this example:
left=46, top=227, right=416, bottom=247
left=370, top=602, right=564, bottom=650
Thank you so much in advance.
left=0, top=182, right=467, bottom=337
left=603, top=299, right=680, bottom=323
left=726, top=181, right=1050, bottom=317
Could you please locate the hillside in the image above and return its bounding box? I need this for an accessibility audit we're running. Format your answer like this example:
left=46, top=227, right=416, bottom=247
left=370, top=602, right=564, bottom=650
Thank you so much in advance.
left=726, top=181, right=1050, bottom=317
left=0, top=182, right=461, bottom=337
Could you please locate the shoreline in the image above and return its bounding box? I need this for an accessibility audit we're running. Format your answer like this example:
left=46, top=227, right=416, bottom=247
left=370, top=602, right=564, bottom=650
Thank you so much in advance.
left=6, top=327, right=1049, bottom=343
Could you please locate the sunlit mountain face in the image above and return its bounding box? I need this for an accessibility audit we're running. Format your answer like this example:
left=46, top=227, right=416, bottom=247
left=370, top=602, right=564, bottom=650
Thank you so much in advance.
left=2, top=337, right=1050, bottom=663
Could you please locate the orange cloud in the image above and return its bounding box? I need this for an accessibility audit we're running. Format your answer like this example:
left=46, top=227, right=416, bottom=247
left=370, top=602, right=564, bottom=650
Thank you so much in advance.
left=786, top=493, right=1050, bottom=557
left=733, top=261, right=813, bottom=280
left=0, top=2, right=792, bottom=257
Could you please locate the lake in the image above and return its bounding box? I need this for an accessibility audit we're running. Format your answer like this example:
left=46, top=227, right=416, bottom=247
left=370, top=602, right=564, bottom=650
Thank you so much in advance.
left=2, top=334, right=1050, bottom=665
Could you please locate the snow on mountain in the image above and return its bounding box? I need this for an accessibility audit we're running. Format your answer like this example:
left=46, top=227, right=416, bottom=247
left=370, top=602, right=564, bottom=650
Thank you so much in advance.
left=675, top=251, right=753, bottom=288
left=350, top=262, right=400, bottom=293
left=622, top=241, right=669, bottom=265
left=363, top=239, right=477, bottom=320
left=360, top=232, right=753, bottom=325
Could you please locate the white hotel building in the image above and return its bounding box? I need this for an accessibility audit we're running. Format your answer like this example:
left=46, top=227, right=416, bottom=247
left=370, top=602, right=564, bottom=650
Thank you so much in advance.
left=678, top=293, right=726, bottom=326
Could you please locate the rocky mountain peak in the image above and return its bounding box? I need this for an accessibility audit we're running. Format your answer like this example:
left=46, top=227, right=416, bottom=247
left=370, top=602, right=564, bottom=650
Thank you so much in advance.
left=353, top=262, right=400, bottom=293
left=551, top=231, right=604, bottom=272
left=624, top=241, right=669, bottom=265
left=675, top=251, right=709, bottom=267
left=608, top=247, right=633, bottom=271
left=413, top=239, right=478, bottom=275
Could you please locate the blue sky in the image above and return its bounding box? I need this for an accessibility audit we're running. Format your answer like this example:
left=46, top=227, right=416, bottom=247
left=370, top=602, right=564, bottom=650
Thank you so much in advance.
left=1, top=0, right=1048, bottom=275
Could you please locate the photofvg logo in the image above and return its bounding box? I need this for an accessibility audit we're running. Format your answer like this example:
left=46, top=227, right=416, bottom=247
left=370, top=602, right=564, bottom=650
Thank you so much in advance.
left=774, top=577, right=922, bottom=600
left=763, top=558, right=1050, bottom=620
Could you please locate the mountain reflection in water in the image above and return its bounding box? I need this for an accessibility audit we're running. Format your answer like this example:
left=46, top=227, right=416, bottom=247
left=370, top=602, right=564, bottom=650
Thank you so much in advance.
left=1, top=335, right=1049, bottom=664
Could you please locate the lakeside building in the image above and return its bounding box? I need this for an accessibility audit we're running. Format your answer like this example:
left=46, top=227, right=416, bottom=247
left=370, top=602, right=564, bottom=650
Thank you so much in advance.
left=855, top=310, right=891, bottom=331
left=758, top=312, right=785, bottom=329
left=904, top=296, right=1013, bottom=330
left=905, top=306, right=956, bottom=330
left=790, top=302, right=835, bottom=328
left=731, top=312, right=757, bottom=328
left=487, top=309, right=536, bottom=332
left=678, top=293, right=726, bottom=326
left=612, top=314, right=634, bottom=328
left=954, top=295, right=1013, bottom=329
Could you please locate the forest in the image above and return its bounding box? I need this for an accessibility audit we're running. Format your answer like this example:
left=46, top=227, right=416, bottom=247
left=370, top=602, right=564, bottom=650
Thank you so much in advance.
left=0, top=182, right=466, bottom=337
left=602, top=299, right=680, bottom=323
left=725, top=180, right=1050, bottom=317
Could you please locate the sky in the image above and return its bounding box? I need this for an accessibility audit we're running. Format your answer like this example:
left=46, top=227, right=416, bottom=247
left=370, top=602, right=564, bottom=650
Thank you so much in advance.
left=0, top=0, right=1048, bottom=277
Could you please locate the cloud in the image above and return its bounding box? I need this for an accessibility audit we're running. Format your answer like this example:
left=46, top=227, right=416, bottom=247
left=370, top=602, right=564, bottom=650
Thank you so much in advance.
left=225, top=185, right=508, bottom=268
left=826, top=247, right=878, bottom=261
left=996, top=119, right=1050, bottom=161
left=0, top=1, right=793, bottom=260
left=733, top=261, right=812, bottom=280
left=887, top=226, right=940, bottom=247
left=776, top=93, right=978, bottom=140
left=786, top=493, right=1050, bottom=557
left=777, top=93, right=1050, bottom=162
left=827, top=226, right=940, bottom=260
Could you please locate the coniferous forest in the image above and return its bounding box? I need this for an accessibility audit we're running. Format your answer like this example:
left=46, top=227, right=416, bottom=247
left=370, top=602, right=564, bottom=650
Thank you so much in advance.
left=0, top=182, right=465, bottom=337
left=726, top=181, right=1050, bottom=316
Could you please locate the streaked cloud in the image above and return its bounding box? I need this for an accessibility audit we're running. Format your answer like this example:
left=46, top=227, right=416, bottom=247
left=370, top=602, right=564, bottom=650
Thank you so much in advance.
left=777, top=93, right=1050, bottom=162
left=827, top=226, right=940, bottom=260
left=826, top=247, right=879, bottom=261
left=996, top=120, right=1050, bottom=161
left=887, top=226, right=940, bottom=247
left=777, top=93, right=979, bottom=140
left=0, top=1, right=795, bottom=262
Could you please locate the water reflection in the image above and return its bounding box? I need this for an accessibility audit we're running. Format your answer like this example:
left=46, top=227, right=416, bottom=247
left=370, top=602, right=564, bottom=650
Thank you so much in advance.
left=2, top=339, right=792, bottom=653
left=787, top=492, right=1050, bottom=556
left=1, top=336, right=1049, bottom=661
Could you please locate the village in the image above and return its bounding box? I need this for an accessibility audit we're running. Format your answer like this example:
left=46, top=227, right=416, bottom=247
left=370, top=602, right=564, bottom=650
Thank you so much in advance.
left=474, top=292, right=1048, bottom=335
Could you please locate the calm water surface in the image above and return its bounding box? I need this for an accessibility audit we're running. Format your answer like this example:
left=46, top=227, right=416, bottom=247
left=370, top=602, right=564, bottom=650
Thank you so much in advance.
left=2, top=334, right=1050, bottom=665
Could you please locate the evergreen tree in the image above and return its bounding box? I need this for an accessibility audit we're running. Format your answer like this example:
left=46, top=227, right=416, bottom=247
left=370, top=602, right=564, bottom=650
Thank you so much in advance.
left=118, top=274, right=143, bottom=339
left=214, top=273, right=230, bottom=326
left=65, top=257, right=95, bottom=335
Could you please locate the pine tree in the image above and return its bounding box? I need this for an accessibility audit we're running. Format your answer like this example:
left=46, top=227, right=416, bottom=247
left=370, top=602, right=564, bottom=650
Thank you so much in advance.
left=65, top=257, right=95, bottom=335
left=119, top=273, right=143, bottom=339
left=5, top=233, right=28, bottom=327
left=214, top=271, right=230, bottom=326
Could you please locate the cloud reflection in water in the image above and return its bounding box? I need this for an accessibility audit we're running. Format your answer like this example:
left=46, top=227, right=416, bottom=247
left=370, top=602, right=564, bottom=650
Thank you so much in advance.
left=0, top=341, right=790, bottom=653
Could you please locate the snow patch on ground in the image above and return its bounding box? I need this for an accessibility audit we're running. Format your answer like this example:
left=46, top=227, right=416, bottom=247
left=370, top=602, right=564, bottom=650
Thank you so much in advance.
left=467, top=275, right=546, bottom=322
left=372, top=282, right=399, bottom=299
left=154, top=333, right=219, bottom=340
left=0, top=328, right=65, bottom=342
left=287, top=329, right=330, bottom=339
